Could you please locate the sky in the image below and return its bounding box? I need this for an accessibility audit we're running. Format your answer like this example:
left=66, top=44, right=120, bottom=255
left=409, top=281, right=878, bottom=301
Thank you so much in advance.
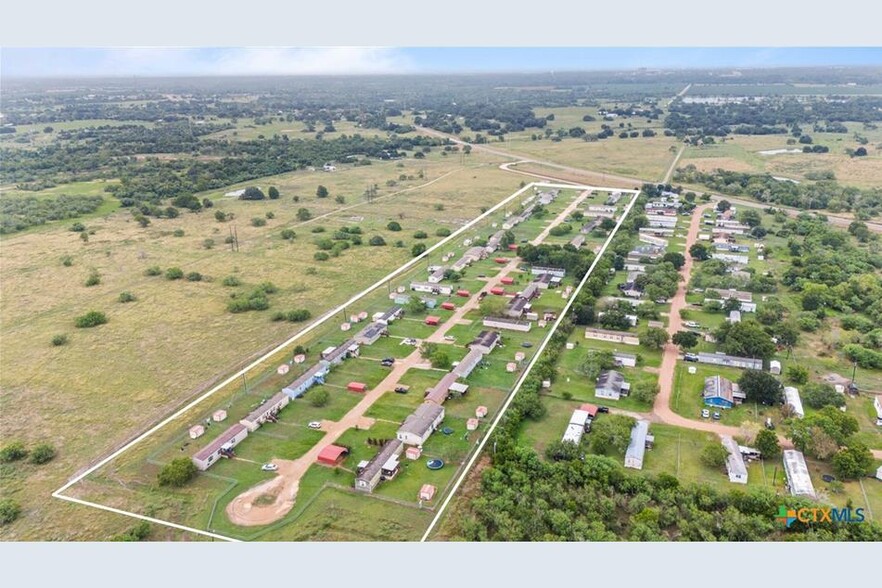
left=2, top=47, right=881, bottom=78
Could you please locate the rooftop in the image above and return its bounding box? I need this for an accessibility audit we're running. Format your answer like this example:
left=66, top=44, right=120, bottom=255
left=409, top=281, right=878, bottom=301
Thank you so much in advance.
left=194, top=423, right=247, bottom=462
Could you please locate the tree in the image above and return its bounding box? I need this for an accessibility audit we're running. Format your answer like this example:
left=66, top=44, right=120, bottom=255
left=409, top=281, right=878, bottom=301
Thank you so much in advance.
left=739, top=209, right=763, bottom=228
left=316, top=185, right=329, bottom=198
left=296, top=208, right=312, bottom=221
left=369, top=235, right=386, bottom=246
left=786, top=365, right=809, bottom=384
left=158, top=457, right=198, bottom=487
left=631, top=381, right=659, bottom=404
left=737, top=370, right=782, bottom=405
left=662, top=252, right=685, bottom=270
left=0, top=441, right=28, bottom=463
left=215, top=210, right=227, bottom=222
left=578, top=350, right=616, bottom=381
left=719, top=321, right=776, bottom=361
left=268, top=186, right=280, bottom=199
left=700, top=443, right=729, bottom=468
left=672, top=330, right=699, bottom=350
left=802, top=383, right=845, bottom=409
left=689, top=243, right=711, bottom=261
left=240, top=187, right=265, bottom=200
left=280, top=229, right=296, bottom=241
left=411, top=243, right=427, bottom=257
left=853, top=147, right=868, bottom=157
left=165, top=267, right=184, bottom=280
left=74, top=310, right=108, bottom=328
left=641, top=327, right=669, bottom=350
left=309, top=388, right=330, bottom=407
left=590, top=415, right=635, bottom=454
left=0, top=499, right=21, bottom=525
left=387, top=221, right=402, bottom=231
left=413, top=230, right=428, bottom=239
left=755, top=429, right=781, bottom=459
left=118, top=291, right=136, bottom=303
left=29, top=443, right=57, bottom=465
left=405, top=296, right=427, bottom=315
left=716, top=200, right=731, bottom=212
left=832, top=443, right=874, bottom=480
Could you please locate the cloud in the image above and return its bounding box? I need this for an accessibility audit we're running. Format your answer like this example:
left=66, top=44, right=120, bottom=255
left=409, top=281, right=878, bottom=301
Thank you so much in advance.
left=2, top=47, right=415, bottom=77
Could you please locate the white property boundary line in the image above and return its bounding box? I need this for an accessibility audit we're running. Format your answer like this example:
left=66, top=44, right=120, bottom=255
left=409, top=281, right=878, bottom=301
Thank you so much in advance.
left=51, top=180, right=603, bottom=541
left=419, top=187, right=640, bottom=542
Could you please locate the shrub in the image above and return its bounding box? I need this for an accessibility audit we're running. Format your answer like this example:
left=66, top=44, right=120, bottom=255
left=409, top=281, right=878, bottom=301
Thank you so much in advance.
left=434, top=203, right=445, bottom=211
left=700, top=443, right=728, bottom=468
left=202, top=198, right=214, bottom=209
left=215, top=210, right=227, bottom=222
left=309, top=388, right=330, bottom=407
left=286, top=309, right=311, bottom=322
left=202, top=238, right=215, bottom=249
left=84, top=271, right=100, bottom=287
left=70, top=222, right=86, bottom=232
left=316, top=185, right=329, bottom=198
left=222, top=276, right=241, bottom=287
left=61, top=255, right=73, bottom=267
left=112, top=521, right=151, bottom=542
left=29, top=443, right=56, bottom=465
left=387, top=221, right=402, bottom=231
left=118, top=291, right=136, bottom=303
left=240, top=187, right=265, bottom=200
left=311, top=226, right=325, bottom=233
left=786, top=365, right=809, bottom=384
left=314, top=251, right=330, bottom=261
left=74, top=311, right=108, bottom=328
left=51, top=334, right=68, bottom=346
left=335, top=195, right=345, bottom=204
left=251, top=217, right=267, bottom=227
left=157, top=457, right=198, bottom=487
left=548, top=223, right=573, bottom=236
left=0, top=499, right=21, bottom=525
left=165, top=267, right=184, bottom=280
left=258, top=281, right=277, bottom=294
left=268, top=186, right=280, bottom=199
left=296, top=208, right=312, bottom=221
left=144, top=266, right=162, bottom=276
left=0, top=441, right=28, bottom=463
left=412, top=243, right=427, bottom=257
left=413, top=230, right=428, bottom=239
left=266, top=211, right=275, bottom=219
left=435, top=228, right=451, bottom=237
left=280, top=229, right=296, bottom=240
left=369, top=235, right=386, bottom=246
left=186, top=272, right=203, bottom=282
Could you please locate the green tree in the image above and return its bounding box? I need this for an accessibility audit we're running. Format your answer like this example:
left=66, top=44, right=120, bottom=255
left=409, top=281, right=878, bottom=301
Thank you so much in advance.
left=0, top=441, right=28, bottom=463
left=387, top=221, right=402, bottom=231
left=802, top=383, right=845, bottom=409
left=689, top=243, right=711, bottom=261
left=662, top=252, right=685, bottom=270
left=832, top=443, right=874, bottom=480
left=641, top=327, right=669, bottom=350
left=786, top=365, right=809, bottom=384
left=755, top=429, right=781, bottom=459
left=165, top=267, right=184, bottom=280
left=215, top=210, right=227, bottom=222
left=0, top=499, right=21, bottom=525
left=51, top=334, right=68, bottom=346
left=737, top=370, right=782, bottom=404
left=29, top=443, right=57, bottom=465
left=700, top=443, right=729, bottom=468
left=631, top=381, right=659, bottom=404
left=672, top=330, right=699, bottom=350
left=240, top=187, right=265, bottom=200
left=296, top=208, right=312, bottom=221
left=413, top=230, right=428, bottom=239
left=118, top=291, right=136, bottom=303
left=718, top=320, right=776, bottom=361
left=369, top=235, right=386, bottom=246
left=316, top=185, right=329, bottom=198
left=268, top=186, right=280, bottom=199
left=412, top=243, right=427, bottom=257
left=280, top=229, right=296, bottom=241
left=158, top=457, right=198, bottom=487
left=590, top=415, right=635, bottom=454
left=309, top=388, right=330, bottom=407
left=74, top=310, right=108, bottom=328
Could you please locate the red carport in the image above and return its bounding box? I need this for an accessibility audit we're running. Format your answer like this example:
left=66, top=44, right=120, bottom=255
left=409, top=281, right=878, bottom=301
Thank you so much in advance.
left=494, top=257, right=508, bottom=264
left=490, top=287, right=505, bottom=296
left=440, top=302, right=455, bottom=311
left=347, top=381, right=367, bottom=393
left=507, top=244, right=518, bottom=251
left=500, top=276, right=515, bottom=285
left=456, top=289, right=470, bottom=297
left=425, top=316, right=440, bottom=326
left=317, top=444, right=349, bottom=466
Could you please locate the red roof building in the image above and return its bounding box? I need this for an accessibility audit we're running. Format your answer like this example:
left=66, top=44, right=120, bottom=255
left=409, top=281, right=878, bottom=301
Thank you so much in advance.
left=490, top=287, right=505, bottom=296
left=347, top=381, right=367, bottom=393
left=456, top=289, right=470, bottom=297
left=500, top=276, right=515, bottom=285
left=507, top=244, right=519, bottom=251
left=494, top=257, right=508, bottom=264
left=425, top=316, right=440, bottom=326
left=440, top=302, right=455, bottom=311
left=317, top=444, right=349, bottom=466
left=579, top=403, right=599, bottom=418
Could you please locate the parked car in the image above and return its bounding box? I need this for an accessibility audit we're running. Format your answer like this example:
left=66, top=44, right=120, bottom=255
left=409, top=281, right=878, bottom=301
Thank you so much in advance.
left=394, top=386, right=409, bottom=394
left=521, top=342, right=533, bottom=348
left=597, top=406, right=610, bottom=414
left=443, top=335, right=456, bottom=342
left=712, top=412, right=721, bottom=421
left=381, top=357, right=395, bottom=367
left=684, top=321, right=701, bottom=329
left=261, top=463, right=278, bottom=472
left=684, top=353, right=699, bottom=362
left=701, top=409, right=710, bottom=419
left=307, top=421, right=322, bottom=430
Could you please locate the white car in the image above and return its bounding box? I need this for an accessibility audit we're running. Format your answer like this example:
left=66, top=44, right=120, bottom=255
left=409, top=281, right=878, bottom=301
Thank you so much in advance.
left=307, top=421, right=322, bottom=430
left=261, top=463, right=278, bottom=472
left=701, top=409, right=710, bottom=419
left=443, top=335, right=456, bottom=342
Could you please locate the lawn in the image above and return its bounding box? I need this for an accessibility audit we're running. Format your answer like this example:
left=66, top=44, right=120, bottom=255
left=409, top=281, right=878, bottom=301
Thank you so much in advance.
left=670, top=362, right=772, bottom=426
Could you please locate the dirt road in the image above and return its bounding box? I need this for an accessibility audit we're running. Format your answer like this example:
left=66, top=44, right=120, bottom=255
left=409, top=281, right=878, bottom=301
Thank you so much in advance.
left=530, top=189, right=592, bottom=245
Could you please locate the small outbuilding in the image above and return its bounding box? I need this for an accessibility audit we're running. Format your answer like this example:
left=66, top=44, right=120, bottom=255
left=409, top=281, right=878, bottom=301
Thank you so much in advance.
left=189, top=425, right=205, bottom=439
left=347, top=381, right=368, bottom=393
left=212, top=409, right=227, bottom=422
left=476, top=406, right=488, bottom=418
left=770, top=360, right=782, bottom=375
left=440, top=302, right=456, bottom=311
left=419, top=484, right=437, bottom=501
left=456, top=289, right=470, bottom=297
left=506, top=362, right=517, bottom=372
left=466, top=418, right=479, bottom=431
left=317, top=444, right=349, bottom=466
left=405, top=446, right=422, bottom=461
left=501, top=276, right=515, bottom=285
left=425, top=316, right=440, bottom=326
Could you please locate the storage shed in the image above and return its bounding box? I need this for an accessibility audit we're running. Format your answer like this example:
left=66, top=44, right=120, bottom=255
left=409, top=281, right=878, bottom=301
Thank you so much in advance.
left=419, top=484, right=436, bottom=501
left=466, top=418, right=479, bottom=431
left=347, top=381, right=367, bottom=393
left=490, top=287, right=505, bottom=296
left=440, top=302, right=456, bottom=311
left=456, top=289, right=470, bottom=297
left=476, top=406, right=488, bottom=418
left=405, top=446, right=422, bottom=461
left=425, top=316, right=440, bottom=326
left=317, top=444, right=349, bottom=466
left=189, top=425, right=205, bottom=439
left=501, top=276, right=515, bottom=285
left=212, top=409, right=227, bottom=422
